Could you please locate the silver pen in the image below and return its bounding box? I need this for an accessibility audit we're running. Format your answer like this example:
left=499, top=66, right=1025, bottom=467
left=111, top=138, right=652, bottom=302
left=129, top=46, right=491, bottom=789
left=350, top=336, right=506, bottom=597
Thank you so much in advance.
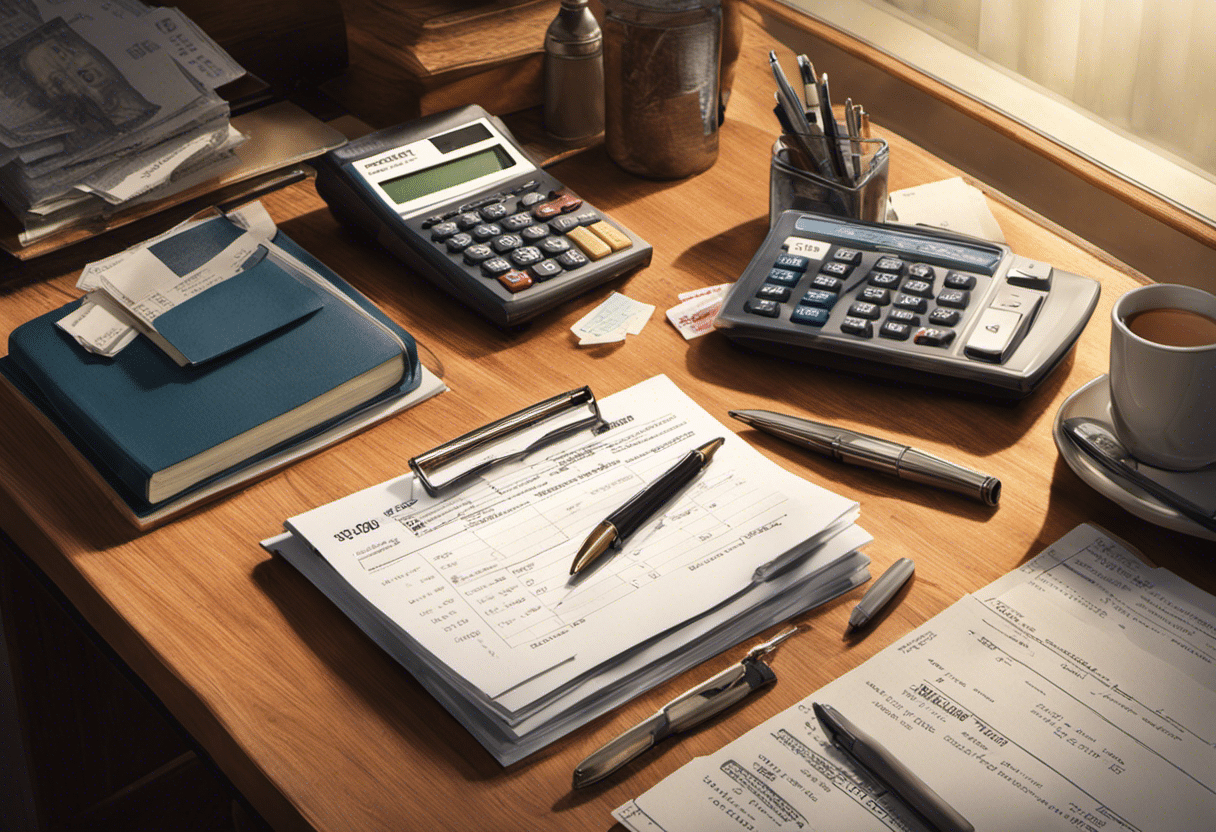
left=730, top=409, right=1001, bottom=507
left=572, top=627, right=799, bottom=789
left=847, top=557, right=914, bottom=632
left=814, top=702, right=974, bottom=832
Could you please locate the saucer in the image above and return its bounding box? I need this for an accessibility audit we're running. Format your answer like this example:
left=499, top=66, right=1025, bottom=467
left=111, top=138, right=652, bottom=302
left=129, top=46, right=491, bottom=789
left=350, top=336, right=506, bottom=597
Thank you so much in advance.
left=1053, top=375, right=1216, bottom=541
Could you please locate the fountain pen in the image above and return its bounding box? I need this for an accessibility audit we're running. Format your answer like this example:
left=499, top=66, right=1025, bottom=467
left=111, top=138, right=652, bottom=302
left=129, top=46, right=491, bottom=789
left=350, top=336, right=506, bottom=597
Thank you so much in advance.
left=730, top=410, right=1000, bottom=507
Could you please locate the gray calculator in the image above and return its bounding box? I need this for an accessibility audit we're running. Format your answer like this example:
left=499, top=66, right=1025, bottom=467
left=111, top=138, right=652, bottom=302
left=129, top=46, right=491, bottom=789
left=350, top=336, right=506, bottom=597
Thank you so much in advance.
left=715, top=210, right=1101, bottom=399
left=315, top=105, right=652, bottom=326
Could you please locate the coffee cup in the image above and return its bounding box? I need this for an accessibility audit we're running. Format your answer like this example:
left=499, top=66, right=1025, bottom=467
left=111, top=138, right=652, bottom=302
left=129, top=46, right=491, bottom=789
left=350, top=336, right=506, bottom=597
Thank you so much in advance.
left=1109, top=283, right=1216, bottom=470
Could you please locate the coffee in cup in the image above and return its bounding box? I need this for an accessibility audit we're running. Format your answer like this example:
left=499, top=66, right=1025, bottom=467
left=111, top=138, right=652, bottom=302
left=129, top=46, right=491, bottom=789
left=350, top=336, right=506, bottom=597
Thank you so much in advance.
left=1109, top=283, right=1216, bottom=470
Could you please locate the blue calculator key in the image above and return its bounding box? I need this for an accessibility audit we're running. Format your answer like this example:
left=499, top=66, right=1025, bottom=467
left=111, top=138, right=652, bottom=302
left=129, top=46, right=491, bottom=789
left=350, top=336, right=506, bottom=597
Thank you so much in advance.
left=530, top=259, right=563, bottom=281
left=887, top=308, right=920, bottom=325
left=914, top=326, right=956, bottom=347
left=767, top=268, right=801, bottom=286
left=791, top=306, right=830, bottom=326
left=859, top=286, right=891, bottom=305
left=873, top=256, right=904, bottom=273
left=945, top=271, right=976, bottom=290
left=880, top=320, right=912, bottom=340
left=774, top=253, right=810, bottom=272
left=868, top=272, right=901, bottom=289
left=799, top=289, right=837, bottom=308
left=833, top=248, right=862, bottom=264
left=908, top=263, right=934, bottom=280
left=895, top=294, right=928, bottom=313
left=745, top=299, right=781, bottom=317
left=819, top=261, right=852, bottom=278
left=903, top=279, right=933, bottom=297
left=757, top=284, right=791, bottom=302
left=481, top=256, right=512, bottom=277
left=848, top=301, right=881, bottom=320
left=840, top=316, right=874, bottom=337
left=810, top=274, right=843, bottom=292
left=937, top=289, right=970, bottom=308
left=929, top=308, right=962, bottom=327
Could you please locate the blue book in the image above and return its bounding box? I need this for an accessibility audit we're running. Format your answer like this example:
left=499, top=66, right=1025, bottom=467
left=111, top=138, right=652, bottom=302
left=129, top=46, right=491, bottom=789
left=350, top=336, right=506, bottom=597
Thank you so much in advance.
left=0, top=219, right=424, bottom=523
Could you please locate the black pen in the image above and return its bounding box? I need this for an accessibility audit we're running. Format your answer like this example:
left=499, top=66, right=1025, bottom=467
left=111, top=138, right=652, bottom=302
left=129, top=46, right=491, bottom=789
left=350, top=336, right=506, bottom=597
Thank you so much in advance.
left=814, top=702, right=974, bottom=832
left=569, top=437, right=724, bottom=575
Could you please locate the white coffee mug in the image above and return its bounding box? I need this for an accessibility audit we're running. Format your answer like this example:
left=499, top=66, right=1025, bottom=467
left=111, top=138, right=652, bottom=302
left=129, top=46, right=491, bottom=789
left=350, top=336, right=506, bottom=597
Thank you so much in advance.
left=1109, top=283, right=1216, bottom=470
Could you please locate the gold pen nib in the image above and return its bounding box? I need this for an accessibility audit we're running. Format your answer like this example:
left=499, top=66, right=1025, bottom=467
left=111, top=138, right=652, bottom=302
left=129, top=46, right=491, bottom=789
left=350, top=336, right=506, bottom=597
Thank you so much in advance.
left=697, top=437, right=725, bottom=462
left=569, top=520, right=618, bottom=575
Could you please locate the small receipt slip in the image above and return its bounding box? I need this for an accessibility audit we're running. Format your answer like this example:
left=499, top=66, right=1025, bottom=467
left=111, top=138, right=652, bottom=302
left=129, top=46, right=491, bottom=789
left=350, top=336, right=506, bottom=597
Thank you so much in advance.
left=571, top=291, right=653, bottom=344
left=666, top=284, right=729, bottom=340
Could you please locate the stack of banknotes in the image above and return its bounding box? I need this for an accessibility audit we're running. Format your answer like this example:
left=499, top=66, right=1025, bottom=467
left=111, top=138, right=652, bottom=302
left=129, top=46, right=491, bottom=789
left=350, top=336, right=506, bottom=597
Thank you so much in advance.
left=0, top=0, right=246, bottom=243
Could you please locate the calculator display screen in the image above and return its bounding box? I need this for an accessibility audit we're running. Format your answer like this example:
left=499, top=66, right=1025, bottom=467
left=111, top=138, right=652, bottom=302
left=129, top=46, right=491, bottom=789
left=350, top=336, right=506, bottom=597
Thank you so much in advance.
left=379, top=145, right=515, bottom=205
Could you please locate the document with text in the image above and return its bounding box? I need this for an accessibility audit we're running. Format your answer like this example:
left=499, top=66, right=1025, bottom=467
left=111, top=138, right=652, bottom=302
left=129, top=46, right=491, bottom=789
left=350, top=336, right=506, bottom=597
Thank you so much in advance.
left=616, top=524, right=1216, bottom=832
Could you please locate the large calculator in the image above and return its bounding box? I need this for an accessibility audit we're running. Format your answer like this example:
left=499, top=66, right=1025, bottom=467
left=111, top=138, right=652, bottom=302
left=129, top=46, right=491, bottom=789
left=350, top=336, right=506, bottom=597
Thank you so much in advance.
left=314, top=105, right=652, bottom=326
left=715, top=210, right=1101, bottom=399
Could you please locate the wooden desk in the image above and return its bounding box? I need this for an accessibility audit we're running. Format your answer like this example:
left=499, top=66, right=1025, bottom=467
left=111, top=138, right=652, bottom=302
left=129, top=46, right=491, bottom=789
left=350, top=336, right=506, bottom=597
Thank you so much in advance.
left=1, top=12, right=1212, bottom=832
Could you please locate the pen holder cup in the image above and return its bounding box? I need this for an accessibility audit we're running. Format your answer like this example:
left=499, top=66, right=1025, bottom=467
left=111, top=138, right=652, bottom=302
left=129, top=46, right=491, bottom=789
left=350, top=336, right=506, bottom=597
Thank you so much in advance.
left=769, top=136, right=889, bottom=225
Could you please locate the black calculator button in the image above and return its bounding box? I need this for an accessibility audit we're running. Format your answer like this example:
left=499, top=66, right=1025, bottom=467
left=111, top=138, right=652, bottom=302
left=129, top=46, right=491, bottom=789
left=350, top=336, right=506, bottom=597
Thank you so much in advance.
left=556, top=249, right=589, bottom=269
left=745, top=299, right=781, bottom=317
left=572, top=211, right=599, bottom=226
left=519, top=191, right=546, bottom=207
left=481, top=257, right=512, bottom=277
left=521, top=224, right=550, bottom=242
left=463, top=244, right=494, bottom=265
left=903, top=279, right=933, bottom=297
left=510, top=246, right=543, bottom=267
left=799, top=289, right=837, bottom=308
left=455, top=212, right=481, bottom=229
left=873, top=256, right=904, bottom=274
left=928, top=308, right=961, bottom=327
left=549, top=215, right=581, bottom=234
left=880, top=320, right=912, bottom=340
left=887, top=308, right=920, bottom=325
left=810, top=274, right=843, bottom=293
left=944, top=271, right=976, bottom=290
left=833, top=248, right=862, bottom=265
left=937, top=289, right=970, bottom=309
left=848, top=301, right=881, bottom=320
left=480, top=202, right=509, bottom=221
left=908, top=263, right=934, bottom=280
left=491, top=234, right=524, bottom=253
left=421, top=215, right=444, bottom=229
left=841, top=316, right=874, bottom=337
left=513, top=180, right=539, bottom=194
left=914, top=327, right=956, bottom=347
left=445, top=233, right=473, bottom=252
left=774, top=253, right=810, bottom=272
left=501, top=213, right=534, bottom=231
left=530, top=259, right=563, bottom=281
left=791, top=306, right=829, bottom=326
left=767, top=268, right=801, bottom=287
left=894, top=294, right=928, bottom=313
left=757, top=284, right=791, bottom=302
left=819, top=261, right=852, bottom=278
left=497, top=270, right=533, bottom=293
left=868, top=272, right=901, bottom=289
left=471, top=223, right=502, bottom=242
left=539, top=236, right=571, bottom=255
left=859, top=286, right=891, bottom=305
left=430, top=221, right=459, bottom=241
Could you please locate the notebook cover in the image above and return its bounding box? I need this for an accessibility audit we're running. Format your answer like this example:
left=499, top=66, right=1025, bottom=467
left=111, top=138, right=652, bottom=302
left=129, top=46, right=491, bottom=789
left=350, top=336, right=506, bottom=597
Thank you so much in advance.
left=1, top=230, right=421, bottom=515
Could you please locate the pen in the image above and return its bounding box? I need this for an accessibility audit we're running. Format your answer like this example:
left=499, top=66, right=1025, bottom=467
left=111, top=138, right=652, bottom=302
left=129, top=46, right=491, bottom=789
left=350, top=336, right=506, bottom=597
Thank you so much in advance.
left=569, top=437, right=725, bottom=575
left=814, top=702, right=974, bottom=832
left=729, top=409, right=1001, bottom=507
left=815, top=72, right=850, bottom=182
left=573, top=627, right=798, bottom=788
left=847, top=557, right=914, bottom=632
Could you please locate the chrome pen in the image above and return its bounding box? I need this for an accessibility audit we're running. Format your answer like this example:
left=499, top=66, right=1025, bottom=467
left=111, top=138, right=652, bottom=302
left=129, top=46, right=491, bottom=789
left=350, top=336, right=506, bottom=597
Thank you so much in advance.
left=730, top=410, right=1001, bottom=507
left=847, top=557, right=915, bottom=633
left=814, top=702, right=974, bottom=832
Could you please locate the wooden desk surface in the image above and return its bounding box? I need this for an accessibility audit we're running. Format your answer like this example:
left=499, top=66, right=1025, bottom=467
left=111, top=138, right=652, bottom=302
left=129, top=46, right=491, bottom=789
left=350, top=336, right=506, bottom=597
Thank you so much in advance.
left=1, top=13, right=1213, bottom=832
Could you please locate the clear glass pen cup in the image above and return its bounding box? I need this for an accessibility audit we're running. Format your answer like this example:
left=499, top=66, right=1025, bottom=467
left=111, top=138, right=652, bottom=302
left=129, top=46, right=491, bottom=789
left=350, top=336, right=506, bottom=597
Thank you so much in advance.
left=769, top=135, right=889, bottom=225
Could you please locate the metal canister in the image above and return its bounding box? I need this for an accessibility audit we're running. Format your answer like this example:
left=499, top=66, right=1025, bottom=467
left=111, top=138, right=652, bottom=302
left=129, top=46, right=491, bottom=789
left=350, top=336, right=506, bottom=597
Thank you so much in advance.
left=543, top=0, right=605, bottom=143
left=602, top=0, right=722, bottom=179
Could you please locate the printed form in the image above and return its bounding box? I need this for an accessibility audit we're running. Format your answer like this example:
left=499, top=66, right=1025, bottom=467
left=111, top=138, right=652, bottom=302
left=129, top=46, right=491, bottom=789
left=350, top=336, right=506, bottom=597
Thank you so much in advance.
left=616, top=524, right=1216, bottom=832
left=284, top=375, right=861, bottom=705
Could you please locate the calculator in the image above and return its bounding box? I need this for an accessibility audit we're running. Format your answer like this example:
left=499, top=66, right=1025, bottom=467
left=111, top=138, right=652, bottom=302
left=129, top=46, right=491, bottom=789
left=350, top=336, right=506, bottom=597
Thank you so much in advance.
left=314, top=105, right=652, bottom=326
left=714, top=210, right=1101, bottom=399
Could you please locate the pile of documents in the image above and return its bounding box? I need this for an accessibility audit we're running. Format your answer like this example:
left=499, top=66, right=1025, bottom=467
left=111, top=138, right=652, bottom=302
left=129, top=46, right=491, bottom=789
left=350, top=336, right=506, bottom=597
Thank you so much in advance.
left=263, top=375, right=872, bottom=764
left=617, top=524, right=1216, bottom=831
left=0, top=0, right=246, bottom=242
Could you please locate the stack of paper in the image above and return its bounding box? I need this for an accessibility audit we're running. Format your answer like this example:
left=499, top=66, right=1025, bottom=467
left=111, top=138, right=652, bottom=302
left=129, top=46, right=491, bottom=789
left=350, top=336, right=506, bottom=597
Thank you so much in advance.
left=263, top=375, right=871, bottom=764
left=0, top=1, right=245, bottom=242
left=616, top=524, right=1216, bottom=831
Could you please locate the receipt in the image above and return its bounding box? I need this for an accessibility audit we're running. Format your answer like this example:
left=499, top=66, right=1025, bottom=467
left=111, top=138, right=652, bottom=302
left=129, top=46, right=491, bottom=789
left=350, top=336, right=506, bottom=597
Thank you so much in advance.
left=571, top=292, right=654, bottom=345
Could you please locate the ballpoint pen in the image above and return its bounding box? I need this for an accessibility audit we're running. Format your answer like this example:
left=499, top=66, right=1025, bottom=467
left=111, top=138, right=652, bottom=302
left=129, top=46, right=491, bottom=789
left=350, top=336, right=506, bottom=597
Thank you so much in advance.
left=569, top=437, right=725, bottom=575
left=730, top=409, right=1001, bottom=507
left=572, top=627, right=799, bottom=788
left=847, top=557, right=914, bottom=632
left=814, top=702, right=974, bottom=832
